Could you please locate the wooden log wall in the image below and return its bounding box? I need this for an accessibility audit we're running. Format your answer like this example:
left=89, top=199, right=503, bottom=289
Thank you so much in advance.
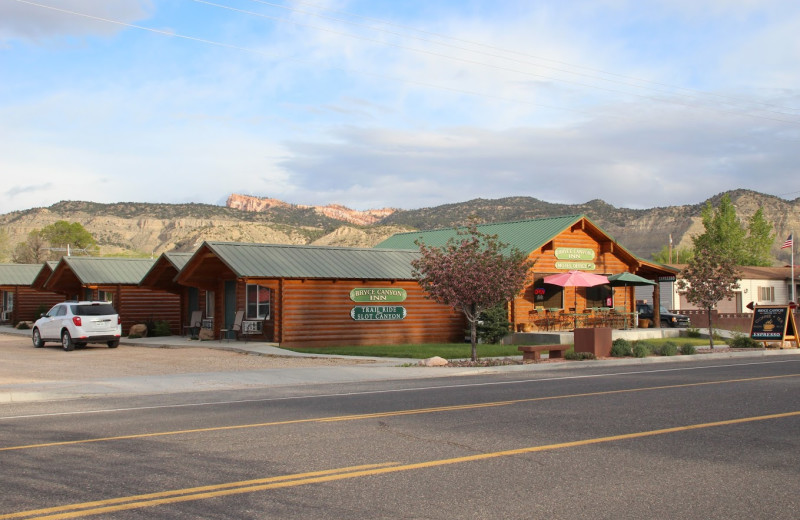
left=5, top=287, right=64, bottom=324
left=97, top=285, right=182, bottom=335
left=277, top=279, right=465, bottom=348
left=511, top=226, right=635, bottom=328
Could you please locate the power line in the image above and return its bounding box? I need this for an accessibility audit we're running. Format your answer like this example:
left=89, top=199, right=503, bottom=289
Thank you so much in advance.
left=238, top=0, right=800, bottom=117
left=189, top=0, right=800, bottom=126
left=11, top=0, right=800, bottom=128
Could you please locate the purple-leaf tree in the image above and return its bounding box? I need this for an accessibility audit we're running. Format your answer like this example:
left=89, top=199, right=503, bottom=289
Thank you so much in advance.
left=677, top=247, right=740, bottom=348
left=412, top=224, right=534, bottom=361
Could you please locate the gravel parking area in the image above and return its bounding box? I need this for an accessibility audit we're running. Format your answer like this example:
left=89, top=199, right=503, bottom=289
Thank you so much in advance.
left=0, top=334, right=374, bottom=385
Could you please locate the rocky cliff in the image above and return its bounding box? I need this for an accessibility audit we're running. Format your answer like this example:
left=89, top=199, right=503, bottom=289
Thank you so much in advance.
left=226, top=194, right=395, bottom=226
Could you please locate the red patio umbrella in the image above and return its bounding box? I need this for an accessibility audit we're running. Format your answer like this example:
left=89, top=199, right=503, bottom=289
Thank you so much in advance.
left=543, top=270, right=610, bottom=311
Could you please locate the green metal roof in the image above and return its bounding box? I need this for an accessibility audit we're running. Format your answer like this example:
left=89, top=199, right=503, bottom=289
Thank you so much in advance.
left=60, top=257, right=156, bottom=285
left=203, top=242, right=421, bottom=280
left=163, top=252, right=193, bottom=271
left=375, top=214, right=586, bottom=253
left=0, top=263, right=46, bottom=285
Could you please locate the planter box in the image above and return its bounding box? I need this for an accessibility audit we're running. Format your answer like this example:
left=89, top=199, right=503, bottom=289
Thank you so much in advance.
left=574, top=327, right=612, bottom=357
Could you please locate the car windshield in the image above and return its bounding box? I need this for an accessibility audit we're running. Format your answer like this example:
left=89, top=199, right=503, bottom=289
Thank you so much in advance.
left=71, top=304, right=117, bottom=316
left=660, top=306, right=670, bottom=313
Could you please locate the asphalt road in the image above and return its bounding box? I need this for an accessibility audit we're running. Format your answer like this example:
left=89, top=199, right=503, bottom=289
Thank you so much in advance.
left=2, top=356, right=799, bottom=519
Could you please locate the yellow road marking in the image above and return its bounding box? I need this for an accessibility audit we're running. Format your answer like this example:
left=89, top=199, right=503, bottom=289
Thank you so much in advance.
left=2, top=373, right=797, bottom=452
left=3, top=410, right=799, bottom=519
left=0, top=463, right=400, bottom=520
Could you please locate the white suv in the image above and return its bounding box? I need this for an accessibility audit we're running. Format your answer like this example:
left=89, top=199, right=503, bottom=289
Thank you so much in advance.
left=32, top=301, right=122, bottom=351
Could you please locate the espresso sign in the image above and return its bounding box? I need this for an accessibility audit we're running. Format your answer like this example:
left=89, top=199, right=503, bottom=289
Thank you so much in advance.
left=350, top=288, right=407, bottom=302
left=351, top=306, right=407, bottom=321
left=750, top=305, right=797, bottom=344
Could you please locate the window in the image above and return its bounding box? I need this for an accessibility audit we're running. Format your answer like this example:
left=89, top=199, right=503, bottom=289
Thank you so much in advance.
left=531, top=278, right=563, bottom=309
left=246, top=284, right=271, bottom=320
left=586, top=284, right=612, bottom=308
left=1, top=291, right=12, bottom=312
left=205, top=291, right=215, bottom=318
left=98, top=290, right=114, bottom=304
left=758, top=286, right=775, bottom=302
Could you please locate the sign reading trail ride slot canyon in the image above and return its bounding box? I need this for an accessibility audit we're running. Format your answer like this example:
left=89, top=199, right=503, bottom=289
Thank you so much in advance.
left=351, top=306, right=407, bottom=321
left=750, top=305, right=797, bottom=345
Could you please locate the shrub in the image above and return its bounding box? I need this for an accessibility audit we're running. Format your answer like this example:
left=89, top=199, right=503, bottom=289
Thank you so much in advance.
left=152, top=320, right=172, bottom=337
left=728, top=334, right=763, bottom=349
left=145, top=319, right=172, bottom=337
left=476, top=304, right=511, bottom=344
left=680, top=344, right=697, bottom=355
left=610, top=338, right=632, bottom=357
left=657, top=341, right=678, bottom=356
left=686, top=327, right=701, bottom=338
left=632, top=342, right=650, bottom=358
left=566, top=351, right=596, bottom=361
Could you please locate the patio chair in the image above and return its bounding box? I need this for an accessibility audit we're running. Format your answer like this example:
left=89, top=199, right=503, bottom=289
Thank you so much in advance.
left=220, top=310, right=244, bottom=341
left=183, top=310, right=203, bottom=339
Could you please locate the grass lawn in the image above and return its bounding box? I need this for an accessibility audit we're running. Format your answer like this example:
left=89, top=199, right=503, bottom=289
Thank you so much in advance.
left=283, top=336, right=730, bottom=359
left=283, top=343, right=526, bottom=359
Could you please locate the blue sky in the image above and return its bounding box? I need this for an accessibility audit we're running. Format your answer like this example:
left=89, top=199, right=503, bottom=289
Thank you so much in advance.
left=1, top=0, right=799, bottom=213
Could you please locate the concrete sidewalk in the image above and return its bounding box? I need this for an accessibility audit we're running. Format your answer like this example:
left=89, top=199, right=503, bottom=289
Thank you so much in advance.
left=2, top=325, right=798, bottom=404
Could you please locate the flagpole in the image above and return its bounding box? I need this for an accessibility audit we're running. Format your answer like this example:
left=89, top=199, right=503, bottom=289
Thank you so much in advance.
left=792, top=232, right=796, bottom=304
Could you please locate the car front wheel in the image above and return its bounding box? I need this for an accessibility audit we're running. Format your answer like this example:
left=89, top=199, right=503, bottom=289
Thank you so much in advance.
left=32, top=328, right=44, bottom=348
left=61, top=330, right=74, bottom=351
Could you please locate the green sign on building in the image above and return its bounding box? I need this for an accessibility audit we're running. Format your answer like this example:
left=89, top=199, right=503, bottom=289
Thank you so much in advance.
left=554, top=261, right=596, bottom=270
left=349, top=287, right=407, bottom=302
left=555, top=247, right=596, bottom=261
left=351, top=306, right=407, bottom=321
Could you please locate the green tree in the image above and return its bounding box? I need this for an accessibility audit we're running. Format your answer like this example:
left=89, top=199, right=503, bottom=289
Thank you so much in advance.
left=677, top=247, right=740, bottom=348
left=40, top=221, right=97, bottom=255
left=11, top=230, right=48, bottom=263
left=651, top=245, right=694, bottom=264
left=412, top=224, right=534, bottom=361
left=742, top=208, right=775, bottom=266
left=693, top=194, right=775, bottom=266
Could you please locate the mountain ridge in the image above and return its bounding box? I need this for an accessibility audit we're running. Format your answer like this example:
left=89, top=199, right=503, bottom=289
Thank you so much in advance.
left=0, top=189, right=796, bottom=264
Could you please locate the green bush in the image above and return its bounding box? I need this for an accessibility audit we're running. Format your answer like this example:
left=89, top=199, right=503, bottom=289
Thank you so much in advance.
left=728, top=334, right=763, bottom=349
left=610, top=338, right=632, bottom=357
left=680, top=343, right=697, bottom=355
left=476, top=304, right=511, bottom=344
left=686, top=327, right=701, bottom=338
left=144, top=319, right=172, bottom=337
left=632, top=342, right=650, bottom=358
left=657, top=341, right=678, bottom=356
left=565, top=351, right=596, bottom=361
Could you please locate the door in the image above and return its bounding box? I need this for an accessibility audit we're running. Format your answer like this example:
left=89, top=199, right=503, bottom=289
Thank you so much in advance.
left=223, top=281, right=236, bottom=334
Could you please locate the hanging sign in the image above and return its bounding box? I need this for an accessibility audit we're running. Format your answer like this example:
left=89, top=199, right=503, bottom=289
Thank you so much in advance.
left=350, top=288, right=407, bottom=302
left=351, top=306, right=407, bottom=321
left=555, top=261, right=596, bottom=270
left=555, top=248, right=596, bottom=261
left=750, top=305, right=798, bottom=347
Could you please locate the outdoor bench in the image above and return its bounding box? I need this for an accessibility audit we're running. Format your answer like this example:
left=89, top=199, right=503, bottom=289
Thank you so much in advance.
left=518, top=344, right=570, bottom=363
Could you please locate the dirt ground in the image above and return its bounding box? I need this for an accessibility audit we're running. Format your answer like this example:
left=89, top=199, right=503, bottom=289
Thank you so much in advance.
left=0, top=334, right=374, bottom=385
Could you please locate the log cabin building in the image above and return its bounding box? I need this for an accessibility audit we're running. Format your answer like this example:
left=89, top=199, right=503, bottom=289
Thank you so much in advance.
left=376, top=214, right=678, bottom=332
left=140, top=252, right=210, bottom=335
left=175, top=242, right=465, bottom=347
left=41, top=257, right=181, bottom=335
left=0, top=263, right=64, bottom=324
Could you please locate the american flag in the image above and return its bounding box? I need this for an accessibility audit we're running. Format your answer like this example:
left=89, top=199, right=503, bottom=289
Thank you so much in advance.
left=782, top=234, right=793, bottom=249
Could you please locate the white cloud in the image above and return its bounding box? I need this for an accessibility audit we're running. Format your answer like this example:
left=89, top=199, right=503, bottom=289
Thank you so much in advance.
left=0, top=0, right=153, bottom=42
